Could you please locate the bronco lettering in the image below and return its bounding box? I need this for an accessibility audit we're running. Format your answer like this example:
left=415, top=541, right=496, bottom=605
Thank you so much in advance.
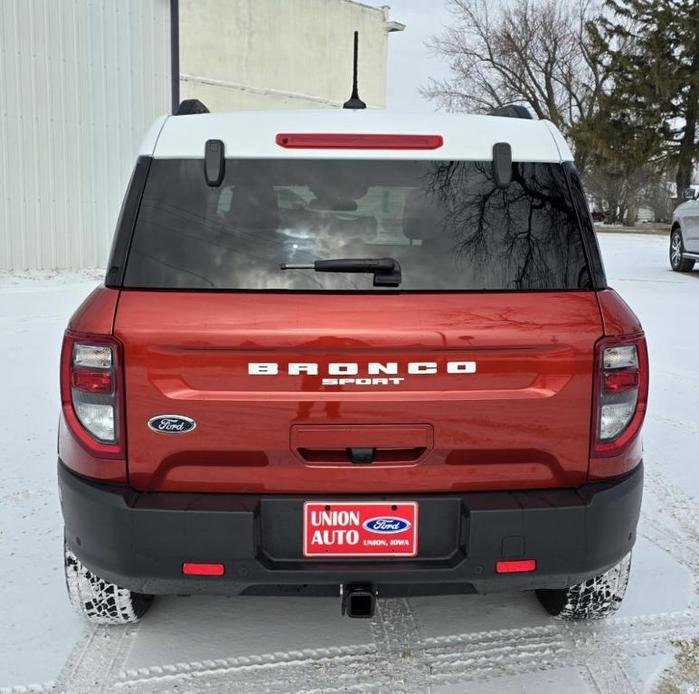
left=248, top=361, right=476, bottom=377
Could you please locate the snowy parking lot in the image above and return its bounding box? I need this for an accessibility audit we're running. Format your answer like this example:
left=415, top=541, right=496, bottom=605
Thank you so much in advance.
left=1, top=233, right=698, bottom=693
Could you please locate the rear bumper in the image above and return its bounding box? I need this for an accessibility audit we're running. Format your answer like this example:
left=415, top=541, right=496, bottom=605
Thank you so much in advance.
left=59, top=460, right=643, bottom=596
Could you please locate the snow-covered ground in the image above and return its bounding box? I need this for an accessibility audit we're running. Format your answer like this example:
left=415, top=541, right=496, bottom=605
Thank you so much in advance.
left=1, top=234, right=697, bottom=694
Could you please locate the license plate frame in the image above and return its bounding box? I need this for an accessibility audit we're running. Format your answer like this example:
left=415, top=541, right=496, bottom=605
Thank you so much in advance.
left=303, top=501, right=418, bottom=558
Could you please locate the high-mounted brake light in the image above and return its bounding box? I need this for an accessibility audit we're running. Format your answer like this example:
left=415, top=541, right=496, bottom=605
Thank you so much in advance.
left=496, top=560, right=537, bottom=574
left=60, top=331, right=124, bottom=458
left=275, top=133, right=444, bottom=150
left=591, top=335, right=648, bottom=459
left=182, top=563, right=225, bottom=577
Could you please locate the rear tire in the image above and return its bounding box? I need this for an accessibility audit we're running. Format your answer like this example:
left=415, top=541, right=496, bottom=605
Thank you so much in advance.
left=536, top=553, right=631, bottom=621
left=670, top=229, right=695, bottom=272
left=64, top=542, right=153, bottom=624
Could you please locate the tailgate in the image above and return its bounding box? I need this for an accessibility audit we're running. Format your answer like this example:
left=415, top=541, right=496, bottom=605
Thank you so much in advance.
left=115, top=291, right=602, bottom=492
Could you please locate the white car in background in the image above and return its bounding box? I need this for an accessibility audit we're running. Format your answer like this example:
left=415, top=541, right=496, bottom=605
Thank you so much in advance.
left=670, top=185, right=699, bottom=271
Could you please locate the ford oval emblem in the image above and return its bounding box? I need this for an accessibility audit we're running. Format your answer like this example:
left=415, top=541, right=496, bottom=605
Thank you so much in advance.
left=362, top=517, right=411, bottom=534
left=147, top=415, right=197, bottom=434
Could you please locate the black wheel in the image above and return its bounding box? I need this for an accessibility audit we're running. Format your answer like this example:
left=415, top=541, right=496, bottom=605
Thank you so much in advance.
left=64, top=541, right=153, bottom=624
left=536, top=553, right=631, bottom=621
left=670, top=228, right=695, bottom=272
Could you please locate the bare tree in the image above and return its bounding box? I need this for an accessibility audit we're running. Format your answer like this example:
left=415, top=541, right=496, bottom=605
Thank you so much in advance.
left=584, top=160, right=659, bottom=225
left=423, top=0, right=608, bottom=174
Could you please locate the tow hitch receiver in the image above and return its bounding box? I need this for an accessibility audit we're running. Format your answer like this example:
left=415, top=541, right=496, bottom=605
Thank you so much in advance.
left=342, top=584, right=377, bottom=618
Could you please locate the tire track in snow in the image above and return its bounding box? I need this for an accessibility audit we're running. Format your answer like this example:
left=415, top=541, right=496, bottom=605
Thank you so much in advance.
left=641, top=470, right=699, bottom=603
left=52, top=623, right=139, bottom=694
left=0, top=683, right=54, bottom=694
left=368, top=597, right=428, bottom=693
left=100, top=609, right=699, bottom=694
left=423, top=611, right=699, bottom=687
left=117, top=644, right=382, bottom=694
left=580, top=659, right=640, bottom=694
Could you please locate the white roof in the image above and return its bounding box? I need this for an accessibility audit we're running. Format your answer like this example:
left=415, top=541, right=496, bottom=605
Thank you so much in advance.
left=141, top=110, right=574, bottom=162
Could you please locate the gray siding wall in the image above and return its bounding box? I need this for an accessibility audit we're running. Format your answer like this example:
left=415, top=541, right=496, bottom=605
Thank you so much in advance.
left=0, top=0, right=171, bottom=270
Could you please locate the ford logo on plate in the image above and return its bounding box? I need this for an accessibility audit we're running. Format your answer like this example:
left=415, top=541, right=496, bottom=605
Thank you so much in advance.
left=147, top=415, right=197, bottom=434
left=362, top=517, right=411, bottom=534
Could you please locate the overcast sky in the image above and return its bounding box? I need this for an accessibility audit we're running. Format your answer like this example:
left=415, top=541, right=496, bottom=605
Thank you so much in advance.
left=379, top=0, right=454, bottom=112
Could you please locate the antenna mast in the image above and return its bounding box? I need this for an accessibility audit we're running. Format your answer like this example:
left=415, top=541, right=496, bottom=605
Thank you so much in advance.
left=343, top=31, right=366, bottom=109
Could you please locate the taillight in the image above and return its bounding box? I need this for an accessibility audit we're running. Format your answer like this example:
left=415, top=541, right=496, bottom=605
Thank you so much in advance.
left=591, top=335, right=648, bottom=459
left=71, top=369, right=113, bottom=394
left=60, top=331, right=124, bottom=458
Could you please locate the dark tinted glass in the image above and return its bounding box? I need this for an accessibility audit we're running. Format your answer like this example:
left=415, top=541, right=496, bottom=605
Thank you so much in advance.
left=124, top=159, right=590, bottom=291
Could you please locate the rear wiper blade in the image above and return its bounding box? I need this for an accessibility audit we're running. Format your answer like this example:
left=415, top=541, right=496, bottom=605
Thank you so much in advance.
left=281, top=257, right=402, bottom=287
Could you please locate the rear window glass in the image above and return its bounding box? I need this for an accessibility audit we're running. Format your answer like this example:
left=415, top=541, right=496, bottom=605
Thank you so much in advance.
left=123, top=159, right=590, bottom=291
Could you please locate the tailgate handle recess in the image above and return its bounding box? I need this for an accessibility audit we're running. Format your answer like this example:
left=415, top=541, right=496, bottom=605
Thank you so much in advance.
left=291, top=424, right=433, bottom=466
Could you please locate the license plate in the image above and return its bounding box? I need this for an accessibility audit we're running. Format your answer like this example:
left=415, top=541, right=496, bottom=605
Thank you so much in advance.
left=303, top=501, right=418, bottom=557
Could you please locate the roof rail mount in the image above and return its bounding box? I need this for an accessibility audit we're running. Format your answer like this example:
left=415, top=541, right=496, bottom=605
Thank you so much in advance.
left=492, top=142, right=512, bottom=188
left=489, top=105, right=533, bottom=120
left=204, top=139, right=225, bottom=187
left=176, top=99, right=210, bottom=116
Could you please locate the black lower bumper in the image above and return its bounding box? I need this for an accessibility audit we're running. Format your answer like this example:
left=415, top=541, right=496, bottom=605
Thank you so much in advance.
left=59, top=461, right=643, bottom=596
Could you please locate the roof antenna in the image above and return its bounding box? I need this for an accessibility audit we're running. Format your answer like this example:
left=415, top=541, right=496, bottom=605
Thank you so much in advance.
left=343, top=31, right=366, bottom=109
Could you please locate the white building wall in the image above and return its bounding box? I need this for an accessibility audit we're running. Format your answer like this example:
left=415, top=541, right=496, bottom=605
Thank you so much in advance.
left=179, top=0, right=402, bottom=112
left=0, top=0, right=171, bottom=271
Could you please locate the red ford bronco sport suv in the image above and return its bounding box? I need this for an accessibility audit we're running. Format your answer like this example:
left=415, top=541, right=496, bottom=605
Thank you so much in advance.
left=59, top=105, right=647, bottom=624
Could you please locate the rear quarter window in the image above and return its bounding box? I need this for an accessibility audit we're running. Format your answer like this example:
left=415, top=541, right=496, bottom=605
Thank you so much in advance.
left=123, top=158, right=591, bottom=291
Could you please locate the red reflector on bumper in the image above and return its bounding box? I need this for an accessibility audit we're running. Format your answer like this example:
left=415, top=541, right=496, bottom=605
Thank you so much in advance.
left=182, top=562, right=225, bottom=576
left=496, top=559, right=537, bottom=574
left=275, top=133, right=444, bottom=150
